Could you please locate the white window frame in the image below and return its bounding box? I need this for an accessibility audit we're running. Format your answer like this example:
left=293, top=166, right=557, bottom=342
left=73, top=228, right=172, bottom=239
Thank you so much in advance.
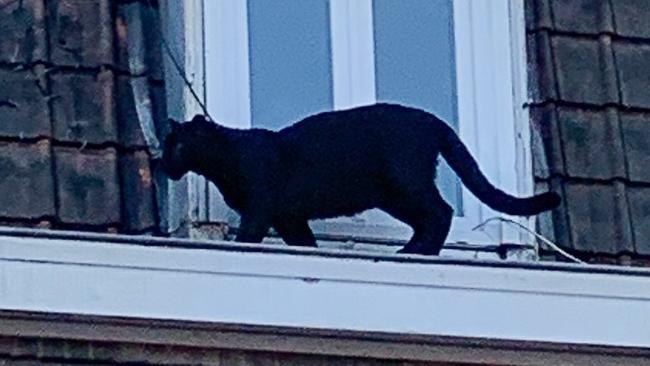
left=181, top=0, right=534, bottom=248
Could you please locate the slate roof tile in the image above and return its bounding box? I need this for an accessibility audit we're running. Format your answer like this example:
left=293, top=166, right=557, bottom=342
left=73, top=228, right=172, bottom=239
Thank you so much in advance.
left=119, top=150, right=157, bottom=232
left=563, top=182, right=634, bottom=254
left=552, top=36, right=619, bottom=105
left=115, top=2, right=165, bottom=80
left=613, top=41, right=650, bottom=109
left=54, top=147, right=121, bottom=225
left=525, top=0, right=553, bottom=31
left=534, top=178, right=568, bottom=246
left=529, top=104, right=565, bottom=178
left=627, top=187, right=650, bottom=255
left=527, top=32, right=558, bottom=102
left=50, top=70, right=118, bottom=144
left=611, top=0, right=650, bottom=39
left=0, top=68, right=50, bottom=139
left=550, top=0, right=613, bottom=35
left=0, top=0, right=47, bottom=64
left=557, top=107, right=626, bottom=180
left=0, top=141, right=55, bottom=219
left=47, top=0, right=114, bottom=67
left=619, top=111, right=650, bottom=183
left=117, top=75, right=148, bottom=148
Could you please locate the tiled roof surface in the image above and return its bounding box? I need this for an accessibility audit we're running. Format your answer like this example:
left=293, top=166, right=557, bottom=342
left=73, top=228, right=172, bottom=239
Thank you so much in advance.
left=527, top=0, right=650, bottom=257
left=0, top=0, right=163, bottom=233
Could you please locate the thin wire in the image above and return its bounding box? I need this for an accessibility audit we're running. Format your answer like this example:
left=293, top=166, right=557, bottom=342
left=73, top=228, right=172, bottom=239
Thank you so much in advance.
left=472, top=217, right=587, bottom=264
left=146, top=0, right=214, bottom=122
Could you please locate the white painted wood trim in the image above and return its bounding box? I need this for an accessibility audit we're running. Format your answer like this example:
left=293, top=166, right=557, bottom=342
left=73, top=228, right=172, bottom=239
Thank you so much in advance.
left=203, top=0, right=252, bottom=129
left=2, top=235, right=650, bottom=348
left=330, top=0, right=377, bottom=109
left=509, top=0, right=537, bottom=245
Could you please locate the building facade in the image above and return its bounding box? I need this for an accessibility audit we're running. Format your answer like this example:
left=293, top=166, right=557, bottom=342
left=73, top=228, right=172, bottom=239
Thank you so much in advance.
left=1, top=0, right=650, bottom=364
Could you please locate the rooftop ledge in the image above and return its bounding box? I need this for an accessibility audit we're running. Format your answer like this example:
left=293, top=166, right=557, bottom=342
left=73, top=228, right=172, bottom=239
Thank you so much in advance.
left=1, top=227, right=649, bottom=351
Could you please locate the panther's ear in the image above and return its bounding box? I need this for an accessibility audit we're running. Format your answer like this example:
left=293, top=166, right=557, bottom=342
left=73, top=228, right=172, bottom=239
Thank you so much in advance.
left=168, top=118, right=181, bottom=132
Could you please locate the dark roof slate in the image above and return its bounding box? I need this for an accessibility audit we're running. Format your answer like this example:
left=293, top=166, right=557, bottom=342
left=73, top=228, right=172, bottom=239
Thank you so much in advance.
left=54, top=147, right=121, bottom=226
left=0, top=141, right=55, bottom=219
left=527, top=0, right=650, bottom=257
left=50, top=71, right=118, bottom=145
left=46, top=0, right=114, bottom=68
left=0, top=0, right=162, bottom=234
left=0, top=68, right=50, bottom=139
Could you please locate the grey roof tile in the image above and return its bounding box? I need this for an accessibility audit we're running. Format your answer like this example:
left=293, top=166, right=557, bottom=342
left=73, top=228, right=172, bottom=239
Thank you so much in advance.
left=613, top=41, right=650, bottom=109
left=527, top=32, right=558, bottom=102
left=140, top=5, right=165, bottom=82
left=50, top=70, right=118, bottom=144
left=534, top=178, right=569, bottom=247
left=0, top=0, right=47, bottom=64
left=611, top=0, right=650, bottom=38
left=550, top=0, right=614, bottom=34
left=116, top=75, right=148, bottom=147
left=54, top=147, right=121, bottom=225
left=525, top=0, right=553, bottom=31
left=619, top=111, right=650, bottom=183
left=120, top=151, right=156, bottom=232
left=552, top=36, right=619, bottom=105
left=115, top=4, right=130, bottom=72
left=564, top=182, right=634, bottom=253
left=115, top=2, right=164, bottom=80
left=47, top=0, right=113, bottom=67
left=530, top=105, right=565, bottom=178
left=557, top=107, right=626, bottom=179
left=627, top=187, right=650, bottom=255
left=0, top=68, right=50, bottom=138
left=0, top=141, right=55, bottom=219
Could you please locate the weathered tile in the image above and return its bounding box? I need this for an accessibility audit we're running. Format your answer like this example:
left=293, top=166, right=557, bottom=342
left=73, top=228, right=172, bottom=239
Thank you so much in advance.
left=140, top=4, right=165, bottom=82
left=119, top=150, right=156, bottom=232
left=564, top=182, right=633, bottom=253
left=611, top=0, right=650, bottom=38
left=0, top=0, right=47, bottom=64
left=613, top=42, right=650, bottom=109
left=525, top=0, right=552, bottom=31
left=628, top=187, right=650, bottom=257
left=557, top=107, right=626, bottom=179
left=115, top=2, right=164, bottom=79
left=530, top=105, right=565, bottom=178
left=620, top=112, right=650, bottom=183
left=47, top=0, right=113, bottom=67
left=116, top=75, right=148, bottom=147
left=552, top=36, right=618, bottom=105
left=54, top=147, right=121, bottom=225
left=0, top=141, right=55, bottom=218
left=550, top=0, right=613, bottom=34
left=0, top=68, right=50, bottom=138
left=50, top=70, right=118, bottom=144
left=527, top=32, right=557, bottom=102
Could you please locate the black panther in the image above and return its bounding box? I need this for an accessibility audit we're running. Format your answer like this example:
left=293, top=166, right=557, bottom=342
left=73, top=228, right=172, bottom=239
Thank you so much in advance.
left=162, top=103, right=560, bottom=255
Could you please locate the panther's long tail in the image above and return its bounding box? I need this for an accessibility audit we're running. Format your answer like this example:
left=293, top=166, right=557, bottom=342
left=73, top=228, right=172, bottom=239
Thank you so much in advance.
left=437, top=119, right=560, bottom=216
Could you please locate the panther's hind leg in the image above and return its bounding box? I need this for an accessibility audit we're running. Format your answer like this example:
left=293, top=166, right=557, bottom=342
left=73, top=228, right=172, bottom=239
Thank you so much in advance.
left=381, top=188, right=453, bottom=256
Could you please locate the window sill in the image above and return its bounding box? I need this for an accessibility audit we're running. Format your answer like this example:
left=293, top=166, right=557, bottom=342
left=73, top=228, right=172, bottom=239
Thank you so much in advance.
left=0, top=227, right=649, bottom=349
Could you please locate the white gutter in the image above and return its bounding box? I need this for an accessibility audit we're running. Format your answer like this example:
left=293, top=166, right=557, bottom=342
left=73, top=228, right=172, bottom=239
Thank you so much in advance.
left=0, top=230, right=649, bottom=349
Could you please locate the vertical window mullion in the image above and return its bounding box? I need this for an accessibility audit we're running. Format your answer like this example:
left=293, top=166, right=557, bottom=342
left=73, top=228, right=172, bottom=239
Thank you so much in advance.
left=330, top=0, right=377, bottom=109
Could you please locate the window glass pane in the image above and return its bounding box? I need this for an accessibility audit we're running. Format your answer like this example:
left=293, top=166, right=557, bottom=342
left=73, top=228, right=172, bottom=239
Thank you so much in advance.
left=373, top=0, right=462, bottom=214
left=247, top=0, right=333, bottom=130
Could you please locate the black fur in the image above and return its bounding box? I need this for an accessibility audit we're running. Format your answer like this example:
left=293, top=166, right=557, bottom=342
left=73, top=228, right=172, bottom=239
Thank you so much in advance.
left=162, top=103, right=560, bottom=255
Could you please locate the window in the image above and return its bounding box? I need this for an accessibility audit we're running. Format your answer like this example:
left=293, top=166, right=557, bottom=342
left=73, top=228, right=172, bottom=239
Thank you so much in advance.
left=182, top=0, right=532, bottom=248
